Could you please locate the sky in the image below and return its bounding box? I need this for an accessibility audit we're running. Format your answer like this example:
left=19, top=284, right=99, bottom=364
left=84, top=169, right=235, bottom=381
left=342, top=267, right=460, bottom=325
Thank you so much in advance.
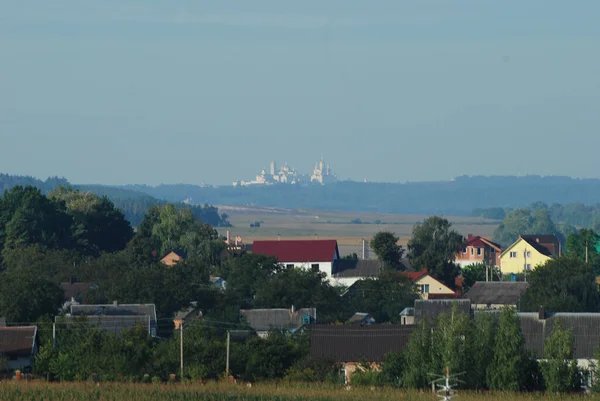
left=1, top=1, right=600, bottom=186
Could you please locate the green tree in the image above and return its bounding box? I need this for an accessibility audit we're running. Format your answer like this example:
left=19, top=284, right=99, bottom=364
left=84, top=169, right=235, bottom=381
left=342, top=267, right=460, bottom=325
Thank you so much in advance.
left=224, top=254, right=281, bottom=309
left=494, top=208, right=560, bottom=247
left=402, top=318, right=433, bottom=388
left=343, top=271, right=418, bottom=323
left=520, top=256, right=600, bottom=312
left=460, top=263, right=501, bottom=292
left=0, top=266, right=64, bottom=323
left=566, top=228, right=600, bottom=275
left=540, top=320, right=580, bottom=392
left=407, top=216, right=464, bottom=288
left=371, top=232, right=404, bottom=268
left=49, top=187, right=134, bottom=255
left=487, top=308, right=530, bottom=391
left=470, top=312, right=496, bottom=389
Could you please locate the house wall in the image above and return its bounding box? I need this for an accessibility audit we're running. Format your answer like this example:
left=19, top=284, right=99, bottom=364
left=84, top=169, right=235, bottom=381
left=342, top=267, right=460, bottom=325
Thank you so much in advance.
left=285, top=261, right=333, bottom=278
left=7, top=357, right=34, bottom=371
left=500, top=239, right=550, bottom=274
left=161, top=252, right=183, bottom=267
left=456, top=245, right=500, bottom=267
left=415, top=276, right=455, bottom=299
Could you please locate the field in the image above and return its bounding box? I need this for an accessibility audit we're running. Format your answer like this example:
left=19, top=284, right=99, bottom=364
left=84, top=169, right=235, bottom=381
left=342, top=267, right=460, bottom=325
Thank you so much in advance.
left=216, top=206, right=499, bottom=257
left=0, top=381, right=587, bottom=401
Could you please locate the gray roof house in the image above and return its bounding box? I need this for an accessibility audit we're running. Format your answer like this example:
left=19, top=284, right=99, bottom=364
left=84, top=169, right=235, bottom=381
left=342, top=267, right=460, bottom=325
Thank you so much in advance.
left=414, top=299, right=471, bottom=321
left=330, top=260, right=384, bottom=287
left=465, top=282, right=529, bottom=309
left=240, top=307, right=316, bottom=337
left=0, top=326, right=38, bottom=372
left=67, top=302, right=158, bottom=337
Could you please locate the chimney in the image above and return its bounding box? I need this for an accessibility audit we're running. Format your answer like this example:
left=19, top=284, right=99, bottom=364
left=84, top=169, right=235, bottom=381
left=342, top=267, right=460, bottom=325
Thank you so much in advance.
left=538, top=307, right=546, bottom=320
left=277, top=234, right=281, bottom=241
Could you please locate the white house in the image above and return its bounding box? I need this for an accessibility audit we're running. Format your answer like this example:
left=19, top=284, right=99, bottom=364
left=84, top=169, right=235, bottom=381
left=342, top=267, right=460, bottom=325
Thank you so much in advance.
left=251, top=239, right=340, bottom=279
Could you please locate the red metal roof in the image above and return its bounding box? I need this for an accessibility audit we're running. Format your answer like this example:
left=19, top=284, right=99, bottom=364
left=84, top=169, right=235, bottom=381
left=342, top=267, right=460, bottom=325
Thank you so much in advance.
left=251, top=240, right=339, bottom=263
left=402, top=269, right=429, bottom=282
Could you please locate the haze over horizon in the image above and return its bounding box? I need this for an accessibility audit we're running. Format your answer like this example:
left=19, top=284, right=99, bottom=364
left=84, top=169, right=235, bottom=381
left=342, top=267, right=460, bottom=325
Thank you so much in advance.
left=2, top=1, right=600, bottom=186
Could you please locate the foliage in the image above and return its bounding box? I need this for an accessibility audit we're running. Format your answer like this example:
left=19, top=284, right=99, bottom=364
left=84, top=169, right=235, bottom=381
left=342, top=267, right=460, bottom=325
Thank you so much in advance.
left=486, top=308, right=531, bottom=391
left=566, top=228, right=600, bottom=275
left=370, top=232, right=404, bottom=268
left=460, top=263, right=501, bottom=292
left=539, top=321, right=580, bottom=393
left=407, top=216, right=464, bottom=288
left=520, top=256, right=600, bottom=313
left=493, top=208, right=560, bottom=247
left=342, top=272, right=417, bottom=323
left=401, top=318, right=433, bottom=388
left=472, top=207, right=506, bottom=220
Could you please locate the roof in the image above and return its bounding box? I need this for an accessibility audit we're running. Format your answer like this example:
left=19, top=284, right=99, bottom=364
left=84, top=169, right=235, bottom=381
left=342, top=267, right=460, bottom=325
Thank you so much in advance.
left=414, top=299, right=471, bottom=321
left=519, top=313, right=600, bottom=359
left=309, top=325, right=414, bottom=363
left=402, top=269, right=429, bottom=282
left=347, top=313, right=375, bottom=325
left=251, top=240, right=339, bottom=263
left=501, top=235, right=559, bottom=258
left=70, top=303, right=157, bottom=324
left=464, top=236, right=502, bottom=250
left=465, top=282, right=529, bottom=306
left=240, top=308, right=316, bottom=331
left=59, top=315, right=151, bottom=336
left=60, top=282, right=96, bottom=300
left=332, top=259, right=383, bottom=278
left=0, top=326, right=37, bottom=356
left=160, top=249, right=188, bottom=261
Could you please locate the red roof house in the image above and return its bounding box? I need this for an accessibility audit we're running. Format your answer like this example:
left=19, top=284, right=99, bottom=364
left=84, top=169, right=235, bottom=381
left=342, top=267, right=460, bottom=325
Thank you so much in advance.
left=251, top=239, right=340, bottom=278
left=456, top=234, right=502, bottom=268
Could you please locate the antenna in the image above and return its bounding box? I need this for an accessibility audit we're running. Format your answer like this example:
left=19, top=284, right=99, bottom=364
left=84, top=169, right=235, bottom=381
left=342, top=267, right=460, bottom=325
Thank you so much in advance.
left=428, top=367, right=465, bottom=401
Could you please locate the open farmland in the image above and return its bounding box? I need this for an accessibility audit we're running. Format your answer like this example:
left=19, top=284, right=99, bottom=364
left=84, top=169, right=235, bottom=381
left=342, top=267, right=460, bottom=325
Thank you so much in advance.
left=0, top=382, right=585, bottom=401
left=216, top=206, right=499, bottom=256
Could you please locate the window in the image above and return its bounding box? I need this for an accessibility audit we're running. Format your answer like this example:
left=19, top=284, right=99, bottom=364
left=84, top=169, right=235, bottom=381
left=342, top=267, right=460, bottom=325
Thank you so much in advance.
left=470, top=248, right=474, bottom=255
left=477, top=247, right=482, bottom=256
left=311, top=263, right=320, bottom=271
left=524, top=251, right=531, bottom=258
left=286, top=264, right=294, bottom=268
left=462, top=247, right=467, bottom=253
left=524, top=264, right=532, bottom=271
left=509, top=251, right=517, bottom=258
left=490, top=248, right=495, bottom=253
left=420, top=284, right=430, bottom=294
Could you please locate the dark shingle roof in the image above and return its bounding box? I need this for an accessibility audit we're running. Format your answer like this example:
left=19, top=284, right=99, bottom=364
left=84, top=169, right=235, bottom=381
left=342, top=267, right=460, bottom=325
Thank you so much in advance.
left=0, top=326, right=37, bottom=356
left=414, top=299, right=471, bottom=321
left=520, top=235, right=560, bottom=257
left=519, top=313, right=600, bottom=359
left=240, top=308, right=316, bottom=331
left=332, top=260, right=383, bottom=278
left=70, top=303, right=157, bottom=322
left=465, top=282, right=529, bottom=306
left=309, top=325, right=414, bottom=362
left=59, top=315, right=151, bottom=336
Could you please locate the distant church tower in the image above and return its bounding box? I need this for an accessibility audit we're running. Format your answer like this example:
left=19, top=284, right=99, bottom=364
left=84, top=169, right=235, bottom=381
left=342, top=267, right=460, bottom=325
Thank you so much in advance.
left=270, top=161, right=276, bottom=176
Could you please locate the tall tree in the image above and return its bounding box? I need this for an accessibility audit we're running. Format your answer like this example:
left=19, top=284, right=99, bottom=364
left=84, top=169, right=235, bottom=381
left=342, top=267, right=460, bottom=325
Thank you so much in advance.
left=487, top=308, right=530, bottom=391
left=407, top=216, right=464, bottom=288
left=566, top=228, right=600, bottom=275
left=460, top=262, right=501, bottom=292
left=520, top=256, right=600, bottom=312
left=371, top=232, right=404, bottom=268
left=402, top=318, right=433, bottom=388
left=494, top=208, right=560, bottom=247
left=540, top=320, right=580, bottom=392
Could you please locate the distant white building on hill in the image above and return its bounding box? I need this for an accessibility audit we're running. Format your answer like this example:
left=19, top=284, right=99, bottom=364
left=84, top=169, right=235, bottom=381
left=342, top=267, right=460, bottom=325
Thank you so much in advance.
left=233, top=158, right=337, bottom=187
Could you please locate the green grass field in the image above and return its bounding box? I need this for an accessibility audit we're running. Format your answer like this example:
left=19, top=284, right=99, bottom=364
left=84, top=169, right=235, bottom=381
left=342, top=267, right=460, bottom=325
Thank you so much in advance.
left=216, top=206, right=499, bottom=257
left=0, top=381, right=585, bottom=401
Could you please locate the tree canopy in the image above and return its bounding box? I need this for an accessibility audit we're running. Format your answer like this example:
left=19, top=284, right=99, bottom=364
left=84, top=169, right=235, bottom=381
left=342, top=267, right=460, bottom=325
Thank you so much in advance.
left=370, top=231, right=404, bottom=268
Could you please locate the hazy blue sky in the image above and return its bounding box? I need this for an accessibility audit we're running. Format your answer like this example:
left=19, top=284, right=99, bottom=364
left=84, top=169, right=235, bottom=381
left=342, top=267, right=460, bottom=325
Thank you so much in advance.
left=1, top=1, right=600, bottom=186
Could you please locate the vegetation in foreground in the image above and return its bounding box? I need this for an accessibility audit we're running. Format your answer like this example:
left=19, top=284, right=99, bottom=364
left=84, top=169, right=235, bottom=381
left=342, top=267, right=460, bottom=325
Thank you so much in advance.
left=0, top=381, right=589, bottom=401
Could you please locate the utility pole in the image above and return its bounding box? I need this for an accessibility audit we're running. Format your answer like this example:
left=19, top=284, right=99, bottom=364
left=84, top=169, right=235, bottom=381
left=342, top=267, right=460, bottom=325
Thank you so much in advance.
left=52, top=323, right=56, bottom=350
left=180, top=325, right=184, bottom=379
left=225, top=331, right=231, bottom=378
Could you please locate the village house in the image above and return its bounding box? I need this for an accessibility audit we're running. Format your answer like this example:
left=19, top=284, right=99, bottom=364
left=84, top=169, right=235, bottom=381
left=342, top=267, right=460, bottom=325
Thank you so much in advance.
left=329, top=259, right=384, bottom=287
left=403, top=269, right=456, bottom=299
left=240, top=307, right=316, bottom=338
left=455, top=234, right=502, bottom=267
left=309, top=324, right=413, bottom=383
left=465, top=281, right=529, bottom=310
left=160, top=249, right=187, bottom=267
left=251, top=239, right=340, bottom=279
left=0, top=324, right=38, bottom=372
left=63, top=302, right=158, bottom=337
left=499, top=234, right=560, bottom=275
